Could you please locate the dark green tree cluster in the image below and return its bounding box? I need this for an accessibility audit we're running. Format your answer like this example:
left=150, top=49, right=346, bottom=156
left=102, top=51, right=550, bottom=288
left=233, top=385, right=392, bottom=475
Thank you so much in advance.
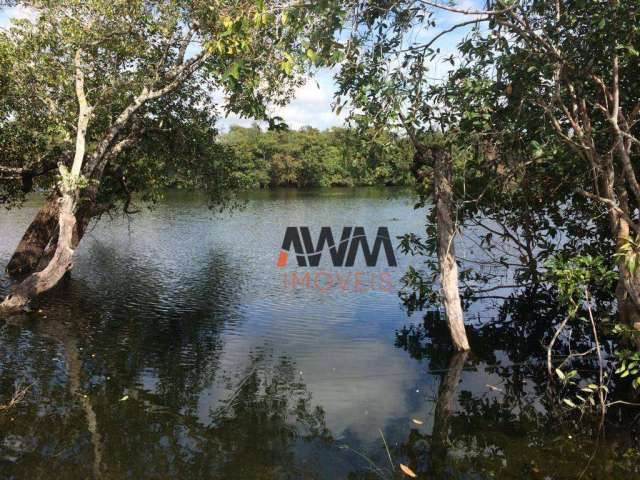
left=220, top=124, right=414, bottom=188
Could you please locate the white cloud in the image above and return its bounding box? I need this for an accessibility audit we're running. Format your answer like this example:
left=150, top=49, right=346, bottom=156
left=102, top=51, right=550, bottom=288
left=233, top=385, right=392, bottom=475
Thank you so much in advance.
left=250, top=1, right=487, bottom=131
left=217, top=69, right=346, bottom=132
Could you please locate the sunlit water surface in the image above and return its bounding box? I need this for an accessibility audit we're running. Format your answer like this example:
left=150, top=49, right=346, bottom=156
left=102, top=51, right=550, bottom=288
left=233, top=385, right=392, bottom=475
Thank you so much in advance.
left=0, top=188, right=638, bottom=479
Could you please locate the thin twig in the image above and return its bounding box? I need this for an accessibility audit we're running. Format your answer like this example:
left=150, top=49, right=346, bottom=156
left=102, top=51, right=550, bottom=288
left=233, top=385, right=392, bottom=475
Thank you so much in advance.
left=0, top=383, right=32, bottom=413
left=379, top=428, right=394, bottom=470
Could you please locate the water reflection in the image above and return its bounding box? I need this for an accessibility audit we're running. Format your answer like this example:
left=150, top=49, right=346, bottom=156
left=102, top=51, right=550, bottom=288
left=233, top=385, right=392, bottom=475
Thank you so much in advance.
left=394, top=293, right=640, bottom=479
left=1, top=314, right=337, bottom=478
left=0, top=189, right=639, bottom=479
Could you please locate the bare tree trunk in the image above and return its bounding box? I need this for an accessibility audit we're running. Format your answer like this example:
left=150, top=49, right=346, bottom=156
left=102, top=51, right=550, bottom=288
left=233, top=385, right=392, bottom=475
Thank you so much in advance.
left=1, top=193, right=77, bottom=312
left=433, top=146, right=470, bottom=351
left=6, top=184, right=101, bottom=281
left=6, top=197, right=60, bottom=278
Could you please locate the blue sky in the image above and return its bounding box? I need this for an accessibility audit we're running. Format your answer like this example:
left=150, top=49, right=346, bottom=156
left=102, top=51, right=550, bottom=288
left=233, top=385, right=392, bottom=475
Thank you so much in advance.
left=220, top=0, right=483, bottom=131
left=0, top=1, right=483, bottom=131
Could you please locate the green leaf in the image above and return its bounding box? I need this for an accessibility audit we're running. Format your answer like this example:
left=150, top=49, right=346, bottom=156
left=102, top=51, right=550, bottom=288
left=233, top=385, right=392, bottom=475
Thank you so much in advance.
left=228, top=61, right=242, bottom=80
left=306, top=48, right=319, bottom=64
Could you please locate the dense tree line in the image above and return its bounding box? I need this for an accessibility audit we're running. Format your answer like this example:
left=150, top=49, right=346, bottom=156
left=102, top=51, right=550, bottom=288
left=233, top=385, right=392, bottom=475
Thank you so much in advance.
left=220, top=124, right=413, bottom=188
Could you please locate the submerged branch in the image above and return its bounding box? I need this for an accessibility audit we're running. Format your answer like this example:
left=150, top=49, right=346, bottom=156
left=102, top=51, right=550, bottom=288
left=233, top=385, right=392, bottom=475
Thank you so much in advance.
left=0, top=384, right=32, bottom=413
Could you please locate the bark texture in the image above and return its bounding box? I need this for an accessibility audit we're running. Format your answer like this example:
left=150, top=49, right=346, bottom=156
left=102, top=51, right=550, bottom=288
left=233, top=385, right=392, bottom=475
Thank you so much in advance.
left=7, top=193, right=96, bottom=279
left=6, top=197, right=60, bottom=278
left=1, top=193, right=77, bottom=312
left=433, top=146, right=470, bottom=351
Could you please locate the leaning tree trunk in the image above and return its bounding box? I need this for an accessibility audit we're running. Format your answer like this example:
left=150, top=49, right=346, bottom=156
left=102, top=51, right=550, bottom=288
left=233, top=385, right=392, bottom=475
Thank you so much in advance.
left=1, top=191, right=78, bottom=312
left=1, top=49, right=91, bottom=313
left=433, top=146, right=470, bottom=351
left=6, top=196, right=61, bottom=278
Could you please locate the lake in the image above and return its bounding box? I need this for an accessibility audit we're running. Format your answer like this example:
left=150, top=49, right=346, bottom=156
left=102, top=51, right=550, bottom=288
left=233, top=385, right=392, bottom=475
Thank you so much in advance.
left=0, top=188, right=638, bottom=479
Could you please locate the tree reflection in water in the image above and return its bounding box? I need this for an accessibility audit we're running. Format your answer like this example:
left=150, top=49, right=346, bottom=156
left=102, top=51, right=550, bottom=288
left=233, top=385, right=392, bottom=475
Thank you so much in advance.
left=0, top=315, right=334, bottom=479
left=0, top=247, right=335, bottom=479
left=1, top=247, right=639, bottom=479
left=390, top=288, right=640, bottom=480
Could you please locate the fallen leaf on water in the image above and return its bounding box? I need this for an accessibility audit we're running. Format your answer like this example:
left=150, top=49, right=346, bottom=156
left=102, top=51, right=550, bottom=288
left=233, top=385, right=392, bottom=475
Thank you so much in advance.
left=400, top=464, right=417, bottom=478
left=411, top=419, right=423, bottom=425
left=119, top=395, right=129, bottom=402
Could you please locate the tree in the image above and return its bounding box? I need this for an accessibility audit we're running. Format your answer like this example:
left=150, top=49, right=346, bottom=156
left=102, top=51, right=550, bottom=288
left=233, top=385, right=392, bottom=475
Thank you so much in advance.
left=336, top=0, right=640, bottom=350
left=0, top=0, right=341, bottom=311
left=422, top=0, right=640, bottom=326
left=336, top=0, right=475, bottom=350
left=219, top=124, right=413, bottom=187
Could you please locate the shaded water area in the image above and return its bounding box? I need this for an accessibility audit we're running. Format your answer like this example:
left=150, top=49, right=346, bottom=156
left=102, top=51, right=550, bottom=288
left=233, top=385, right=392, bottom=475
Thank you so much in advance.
left=0, top=188, right=638, bottom=479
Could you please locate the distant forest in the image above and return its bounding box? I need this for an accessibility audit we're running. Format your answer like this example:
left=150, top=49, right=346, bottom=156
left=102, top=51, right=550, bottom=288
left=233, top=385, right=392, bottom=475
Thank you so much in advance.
left=220, top=125, right=414, bottom=188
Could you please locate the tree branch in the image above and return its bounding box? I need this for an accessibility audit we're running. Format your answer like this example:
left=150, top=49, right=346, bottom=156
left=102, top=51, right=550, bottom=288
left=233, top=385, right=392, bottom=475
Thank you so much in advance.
left=84, top=48, right=211, bottom=178
left=71, top=49, right=93, bottom=177
left=577, top=189, right=640, bottom=236
left=419, top=0, right=515, bottom=16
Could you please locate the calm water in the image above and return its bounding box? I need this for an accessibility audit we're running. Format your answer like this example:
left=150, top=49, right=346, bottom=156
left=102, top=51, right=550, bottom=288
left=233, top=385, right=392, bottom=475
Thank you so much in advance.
left=0, top=188, right=638, bottom=479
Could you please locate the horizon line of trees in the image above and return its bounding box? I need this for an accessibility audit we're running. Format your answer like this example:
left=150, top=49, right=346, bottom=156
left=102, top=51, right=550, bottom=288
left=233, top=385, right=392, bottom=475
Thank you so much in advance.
left=219, top=124, right=414, bottom=188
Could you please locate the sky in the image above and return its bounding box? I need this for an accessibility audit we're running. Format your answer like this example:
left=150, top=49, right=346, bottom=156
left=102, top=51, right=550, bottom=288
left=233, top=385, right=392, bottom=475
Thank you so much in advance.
left=219, top=0, right=483, bottom=131
left=0, top=1, right=483, bottom=132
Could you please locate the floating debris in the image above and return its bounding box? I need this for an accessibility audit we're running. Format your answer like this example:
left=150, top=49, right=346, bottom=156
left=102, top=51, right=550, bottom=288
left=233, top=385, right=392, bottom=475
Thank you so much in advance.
left=400, top=464, right=417, bottom=478
left=486, top=384, right=504, bottom=393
